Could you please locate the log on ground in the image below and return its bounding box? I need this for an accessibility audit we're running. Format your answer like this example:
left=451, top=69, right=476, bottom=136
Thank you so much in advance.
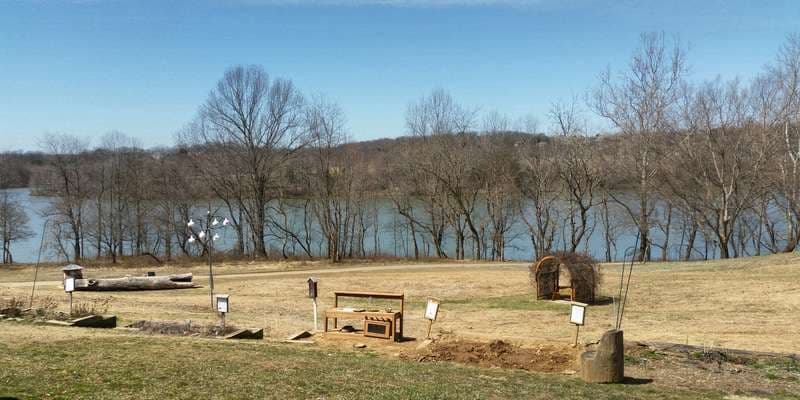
left=75, top=274, right=198, bottom=291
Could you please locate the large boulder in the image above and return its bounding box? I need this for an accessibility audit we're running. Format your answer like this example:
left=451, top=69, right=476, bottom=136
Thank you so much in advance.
left=71, top=315, right=117, bottom=329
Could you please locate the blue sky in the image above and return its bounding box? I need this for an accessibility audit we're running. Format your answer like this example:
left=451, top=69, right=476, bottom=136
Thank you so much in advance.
left=1, top=0, right=798, bottom=151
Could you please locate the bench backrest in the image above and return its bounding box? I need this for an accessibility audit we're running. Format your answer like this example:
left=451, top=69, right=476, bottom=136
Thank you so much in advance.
left=333, top=291, right=404, bottom=300
left=333, top=291, right=405, bottom=315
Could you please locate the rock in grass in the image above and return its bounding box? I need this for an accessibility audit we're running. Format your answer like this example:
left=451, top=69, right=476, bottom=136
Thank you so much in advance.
left=71, top=315, right=117, bottom=329
left=224, top=328, right=264, bottom=340
left=286, top=330, right=313, bottom=340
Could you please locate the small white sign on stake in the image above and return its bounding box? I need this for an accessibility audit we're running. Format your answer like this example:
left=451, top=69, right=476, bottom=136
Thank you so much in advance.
left=570, top=303, right=586, bottom=326
left=569, top=302, right=587, bottom=347
left=215, top=294, right=230, bottom=330
left=64, top=277, right=75, bottom=316
left=424, top=298, right=440, bottom=339
left=64, top=277, right=75, bottom=293
left=424, top=298, right=440, bottom=321
left=216, top=294, right=230, bottom=313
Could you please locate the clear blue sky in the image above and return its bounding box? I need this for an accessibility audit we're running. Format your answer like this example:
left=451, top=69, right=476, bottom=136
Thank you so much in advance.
left=1, top=0, right=798, bottom=151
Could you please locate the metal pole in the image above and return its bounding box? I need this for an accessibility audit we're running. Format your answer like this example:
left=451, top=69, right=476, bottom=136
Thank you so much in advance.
left=208, top=241, right=214, bottom=310
left=616, top=234, right=639, bottom=330
left=618, top=242, right=642, bottom=331
left=207, top=212, right=215, bottom=311
left=29, top=219, right=49, bottom=308
left=312, top=298, right=318, bottom=331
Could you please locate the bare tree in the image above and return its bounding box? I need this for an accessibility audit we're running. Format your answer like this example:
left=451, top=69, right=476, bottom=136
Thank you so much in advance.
left=39, top=133, right=90, bottom=261
left=405, top=89, right=482, bottom=259
left=184, top=65, right=308, bottom=258
left=765, top=34, right=800, bottom=251
left=515, top=139, right=560, bottom=258
left=481, top=111, right=520, bottom=260
left=550, top=99, right=601, bottom=252
left=664, top=78, right=770, bottom=258
left=0, top=191, right=33, bottom=264
left=388, top=144, right=450, bottom=259
left=592, top=32, right=688, bottom=260
left=303, top=96, right=354, bottom=262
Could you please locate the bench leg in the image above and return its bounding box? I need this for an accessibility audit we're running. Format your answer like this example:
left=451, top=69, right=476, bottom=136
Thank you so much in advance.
left=396, top=316, right=402, bottom=342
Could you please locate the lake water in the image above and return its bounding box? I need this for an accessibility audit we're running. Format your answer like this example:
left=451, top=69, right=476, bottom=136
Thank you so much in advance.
left=2, top=188, right=731, bottom=264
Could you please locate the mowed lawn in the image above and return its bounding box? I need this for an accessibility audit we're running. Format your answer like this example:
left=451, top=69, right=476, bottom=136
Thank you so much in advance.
left=0, top=324, right=743, bottom=400
left=2, top=253, right=800, bottom=353
left=2, top=255, right=800, bottom=399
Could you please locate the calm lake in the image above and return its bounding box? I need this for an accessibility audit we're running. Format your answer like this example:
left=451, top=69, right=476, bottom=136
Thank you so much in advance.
left=3, top=187, right=728, bottom=264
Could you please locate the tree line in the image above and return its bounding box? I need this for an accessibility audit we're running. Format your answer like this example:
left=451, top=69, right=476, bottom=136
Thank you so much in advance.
left=1, top=32, right=799, bottom=264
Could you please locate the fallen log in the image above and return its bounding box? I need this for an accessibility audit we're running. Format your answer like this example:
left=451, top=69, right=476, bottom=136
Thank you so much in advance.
left=75, top=273, right=198, bottom=291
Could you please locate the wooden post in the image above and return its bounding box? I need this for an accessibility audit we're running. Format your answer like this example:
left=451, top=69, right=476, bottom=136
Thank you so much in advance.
left=399, top=295, right=404, bottom=339
left=220, top=312, right=226, bottom=331
left=333, top=294, right=338, bottom=330
left=573, top=324, right=580, bottom=347
left=68, top=292, right=73, bottom=316
left=426, top=319, right=433, bottom=339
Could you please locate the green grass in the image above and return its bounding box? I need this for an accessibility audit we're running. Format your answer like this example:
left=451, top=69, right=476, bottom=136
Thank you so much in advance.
left=446, top=294, right=572, bottom=312
left=342, top=294, right=569, bottom=313
left=0, top=327, right=739, bottom=400
left=752, top=358, right=800, bottom=382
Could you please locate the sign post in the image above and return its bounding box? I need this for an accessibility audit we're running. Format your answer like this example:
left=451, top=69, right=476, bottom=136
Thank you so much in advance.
left=307, top=277, right=319, bottom=331
left=570, top=302, right=587, bottom=347
left=64, top=277, right=75, bottom=316
left=215, top=294, right=230, bottom=330
left=424, top=298, right=440, bottom=339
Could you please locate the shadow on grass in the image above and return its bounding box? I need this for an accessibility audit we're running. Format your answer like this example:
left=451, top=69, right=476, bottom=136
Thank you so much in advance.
left=445, top=294, right=572, bottom=312
left=622, top=377, right=654, bottom=385
left=592, top=296, right=615, bottom=306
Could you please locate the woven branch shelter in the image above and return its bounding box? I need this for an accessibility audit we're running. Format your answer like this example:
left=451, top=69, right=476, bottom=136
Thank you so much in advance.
left=530, top=252, right=598, bottom=304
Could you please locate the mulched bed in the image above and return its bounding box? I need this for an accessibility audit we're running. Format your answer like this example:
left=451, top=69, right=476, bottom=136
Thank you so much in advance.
left=126, top=319, right=239, bottom=337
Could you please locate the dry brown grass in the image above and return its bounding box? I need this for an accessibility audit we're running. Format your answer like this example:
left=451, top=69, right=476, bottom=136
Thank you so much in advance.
left=2, top=253, right=799, bottom=354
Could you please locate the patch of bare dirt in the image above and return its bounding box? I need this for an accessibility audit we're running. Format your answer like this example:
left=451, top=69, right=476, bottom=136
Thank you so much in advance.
left=625, top=343, right=800, bottom=397
left=402, top=339, right=578, bottom=373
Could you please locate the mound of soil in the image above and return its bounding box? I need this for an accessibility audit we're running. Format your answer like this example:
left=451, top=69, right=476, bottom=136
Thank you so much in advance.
left=404, top=339, right=577, bottom=373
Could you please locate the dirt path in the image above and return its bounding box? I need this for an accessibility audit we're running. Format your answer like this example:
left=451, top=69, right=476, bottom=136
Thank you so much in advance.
left=0, top=261, right=529, bottom=288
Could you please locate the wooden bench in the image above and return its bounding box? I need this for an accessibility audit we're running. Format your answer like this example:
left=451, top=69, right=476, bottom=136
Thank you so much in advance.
left=324, top=291, right=404, bottom=341
left=553, top=285, right=574, bottom=301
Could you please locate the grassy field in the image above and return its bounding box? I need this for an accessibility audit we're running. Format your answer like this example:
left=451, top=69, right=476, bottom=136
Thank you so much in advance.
left=0, top=323, right=759, bottom=400
left=3, top=253, right=800, bottom=352
left=2, top=254, right=800, bottom=398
